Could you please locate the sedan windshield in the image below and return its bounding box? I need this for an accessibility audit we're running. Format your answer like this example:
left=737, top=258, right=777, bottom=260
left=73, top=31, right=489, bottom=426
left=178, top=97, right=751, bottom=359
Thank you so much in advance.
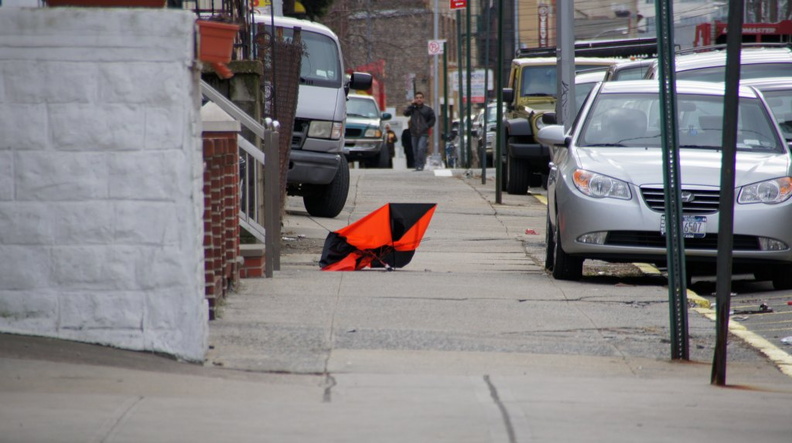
left=578, top=92, right=783, bottom=153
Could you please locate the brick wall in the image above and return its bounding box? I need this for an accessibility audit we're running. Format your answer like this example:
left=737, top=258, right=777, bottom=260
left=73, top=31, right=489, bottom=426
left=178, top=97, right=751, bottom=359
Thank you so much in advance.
left=201, top=132, right=240, bottom=320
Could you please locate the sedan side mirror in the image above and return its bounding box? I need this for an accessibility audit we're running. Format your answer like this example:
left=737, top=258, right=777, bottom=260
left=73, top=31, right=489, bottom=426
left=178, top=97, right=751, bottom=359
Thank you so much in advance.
left=536, top=125, right=568, bottom=148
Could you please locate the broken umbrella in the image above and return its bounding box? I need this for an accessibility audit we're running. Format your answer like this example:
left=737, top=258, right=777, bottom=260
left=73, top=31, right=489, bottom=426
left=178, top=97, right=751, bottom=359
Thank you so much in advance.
left=319, top=203, right=437, bottom=271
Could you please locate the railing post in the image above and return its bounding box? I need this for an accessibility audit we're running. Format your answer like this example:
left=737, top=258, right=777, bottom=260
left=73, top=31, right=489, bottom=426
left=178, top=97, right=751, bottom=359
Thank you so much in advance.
left=263, top=118, right=281, bottom=276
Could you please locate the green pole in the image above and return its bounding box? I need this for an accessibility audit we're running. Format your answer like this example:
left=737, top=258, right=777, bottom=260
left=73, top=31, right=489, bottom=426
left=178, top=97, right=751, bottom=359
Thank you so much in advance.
left=656, top=0, right=689, bottom=360
left=481, top=3, right=491, bottom=184
left=712, top=0, right=745, bottom=386
left=495, top=0, right=503, bottom=203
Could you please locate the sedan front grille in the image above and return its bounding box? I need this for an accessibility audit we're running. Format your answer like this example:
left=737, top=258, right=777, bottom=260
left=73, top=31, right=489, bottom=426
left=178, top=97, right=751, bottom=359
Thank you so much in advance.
left=605, top=231, right=760, bottom=250
left=640, top=187, right=720, bottom=214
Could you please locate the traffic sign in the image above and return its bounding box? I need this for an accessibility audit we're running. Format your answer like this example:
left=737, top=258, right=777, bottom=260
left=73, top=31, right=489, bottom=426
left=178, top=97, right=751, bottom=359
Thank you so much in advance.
left=427, top=39, right=445, bottom=55
left=450, top=0, right=467, bottom=10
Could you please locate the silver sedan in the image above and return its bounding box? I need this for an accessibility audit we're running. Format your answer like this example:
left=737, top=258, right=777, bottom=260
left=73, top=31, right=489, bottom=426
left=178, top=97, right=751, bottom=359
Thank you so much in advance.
left=537, top=80, right=792, bottom=289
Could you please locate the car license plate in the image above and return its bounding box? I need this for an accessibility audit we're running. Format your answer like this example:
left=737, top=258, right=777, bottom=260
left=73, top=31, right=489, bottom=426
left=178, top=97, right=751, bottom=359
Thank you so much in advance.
left=660, top=215, right=707, bottom=238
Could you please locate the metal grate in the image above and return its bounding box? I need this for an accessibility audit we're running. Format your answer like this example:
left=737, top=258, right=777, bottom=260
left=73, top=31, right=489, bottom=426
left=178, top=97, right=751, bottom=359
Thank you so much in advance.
left=345, top=128, right=364, bottom=138
left=640, top=186, right=721, bottom=214
left=605, top=231, right=760, bottom=250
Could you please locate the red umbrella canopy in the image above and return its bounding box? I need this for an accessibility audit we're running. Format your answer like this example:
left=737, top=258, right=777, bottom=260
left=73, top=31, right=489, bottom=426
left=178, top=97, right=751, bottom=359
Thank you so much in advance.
left=320, top=203, right=437, bottom=271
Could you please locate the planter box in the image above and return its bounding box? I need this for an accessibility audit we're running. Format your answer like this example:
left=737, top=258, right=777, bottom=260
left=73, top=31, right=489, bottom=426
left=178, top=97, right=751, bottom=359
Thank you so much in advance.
left=197, top=20, right=240, bottom=64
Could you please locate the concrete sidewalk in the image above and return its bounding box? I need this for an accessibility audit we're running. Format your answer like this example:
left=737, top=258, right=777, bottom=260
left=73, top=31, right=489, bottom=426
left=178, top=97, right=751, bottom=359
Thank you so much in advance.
left=2, top=167, right=792, bottom=442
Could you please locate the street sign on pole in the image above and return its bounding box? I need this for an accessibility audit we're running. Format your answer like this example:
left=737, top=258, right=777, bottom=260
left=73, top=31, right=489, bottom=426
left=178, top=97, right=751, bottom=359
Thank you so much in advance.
left=428, top=39, right=445, bottom=55
left=450, top=0, right=467, bottom=10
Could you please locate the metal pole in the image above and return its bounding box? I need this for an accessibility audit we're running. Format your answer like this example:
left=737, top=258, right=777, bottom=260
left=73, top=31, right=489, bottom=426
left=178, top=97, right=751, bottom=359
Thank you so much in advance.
left=433, top=0, right=439, bottom=156
left=482, top=2, right=491, bottom=184
left=443, top=41, right=449, bottom=161
left=465, top=3, right=473, bottom=169
left=656, top=0, right=689, bottom=361
left=712, top=0, right=744, bottom=387
left=457, top=10, right=465, bottom=165
left=495, top=0, right=503, bottom=203
left=556, top=0, right=574, bottom=129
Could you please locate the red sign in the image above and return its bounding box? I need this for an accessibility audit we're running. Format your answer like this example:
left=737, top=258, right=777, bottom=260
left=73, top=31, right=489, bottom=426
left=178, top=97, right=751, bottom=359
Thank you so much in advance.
left=450, top=0, right=467, bottom=10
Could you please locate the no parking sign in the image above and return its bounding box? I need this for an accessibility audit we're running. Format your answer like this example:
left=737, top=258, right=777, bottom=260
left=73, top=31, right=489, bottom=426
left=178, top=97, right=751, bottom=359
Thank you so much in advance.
left=427, top=40, right=445, bottom=56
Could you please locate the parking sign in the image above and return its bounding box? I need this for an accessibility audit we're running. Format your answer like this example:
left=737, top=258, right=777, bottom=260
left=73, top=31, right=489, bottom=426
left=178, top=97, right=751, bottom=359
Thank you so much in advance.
left=427, top=40, right=445, bottom=55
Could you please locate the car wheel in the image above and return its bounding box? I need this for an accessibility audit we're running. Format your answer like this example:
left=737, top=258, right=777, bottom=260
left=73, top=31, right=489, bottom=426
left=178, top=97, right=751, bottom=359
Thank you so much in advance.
left=545, top=210, right=555, bottom=271
left=303, top=155, right=350, bottom=218
left=377, top=144, right=390, bottom=168
left=771, top=266, right=792, bottom=290
left=506, top=139, right=529, bottom=194
left=552, top=223, right=583, bottom=280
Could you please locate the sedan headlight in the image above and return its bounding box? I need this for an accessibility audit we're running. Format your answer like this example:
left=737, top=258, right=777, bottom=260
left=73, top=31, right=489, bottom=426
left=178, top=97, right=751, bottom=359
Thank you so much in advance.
left=737, top=177, right=792, bottom=204
left=308, top=121, right=343, bottom=140
left=364, top=128, right=383, bottom=138
left=573, top=169, right=631, bottom=200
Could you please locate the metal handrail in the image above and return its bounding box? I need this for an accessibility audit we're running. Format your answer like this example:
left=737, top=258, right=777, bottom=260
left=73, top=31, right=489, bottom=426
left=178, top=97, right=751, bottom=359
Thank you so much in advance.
left=200, top=80, right=281, bottom=277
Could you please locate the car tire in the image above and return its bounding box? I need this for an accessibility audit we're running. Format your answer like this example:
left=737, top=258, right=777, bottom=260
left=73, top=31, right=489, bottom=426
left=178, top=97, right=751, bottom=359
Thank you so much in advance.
left=303, top=155, right=350, bottom=218
left=506, top=139, right=529, bottom=194
left=771, top=266, right=792, bottom=290
left=377, top=144, right=390, bottom=168
left=552, top=223, right=583, bottom=280
left=545, top=211, right=555, bottom=271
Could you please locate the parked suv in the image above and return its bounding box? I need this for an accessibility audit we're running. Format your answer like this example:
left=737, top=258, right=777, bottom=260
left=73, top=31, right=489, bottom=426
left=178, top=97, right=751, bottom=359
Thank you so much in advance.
left=501, top=56, right=621, bottom=194
left=343, top=94, right=392, bottom=168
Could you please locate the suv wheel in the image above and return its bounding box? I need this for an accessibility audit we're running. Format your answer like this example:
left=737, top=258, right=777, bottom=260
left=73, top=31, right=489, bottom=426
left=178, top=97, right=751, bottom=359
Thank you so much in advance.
left=303, top=156, right=350, bottom=218
left=506, top=157, right=529, bottom=194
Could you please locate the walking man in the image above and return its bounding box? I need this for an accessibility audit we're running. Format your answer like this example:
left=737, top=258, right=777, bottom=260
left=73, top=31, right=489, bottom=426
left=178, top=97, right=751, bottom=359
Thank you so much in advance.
left=403, top=92, right=436, bottom=171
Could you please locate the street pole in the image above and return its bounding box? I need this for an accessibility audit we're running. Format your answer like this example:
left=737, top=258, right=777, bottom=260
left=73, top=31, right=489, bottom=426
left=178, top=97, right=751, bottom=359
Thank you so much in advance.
left=465, top=3, right=473, bottom=168
left=443, top=41, right=449, bottom=158
left=481, top=2, right=491, bottom=184
left=656, top=0, right=689, bottom=361
left=556, top=0, right=574, bottom=129
left=432, top=0, right=439, bottom=156
left=712, top=0, right=745, bottom=387
left=457, top=9, right=465, bottom=166
left=495, top=0, right=503, bottom=203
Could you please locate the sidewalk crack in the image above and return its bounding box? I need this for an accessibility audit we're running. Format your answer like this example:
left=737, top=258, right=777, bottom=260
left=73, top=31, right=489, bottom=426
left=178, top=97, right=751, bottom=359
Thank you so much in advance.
left=483, top=375, right=517, bottom=443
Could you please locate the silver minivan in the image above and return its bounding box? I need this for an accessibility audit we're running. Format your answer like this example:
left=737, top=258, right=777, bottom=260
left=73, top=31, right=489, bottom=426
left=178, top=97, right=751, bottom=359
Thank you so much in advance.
left=254, top=15, right=371, bottom=217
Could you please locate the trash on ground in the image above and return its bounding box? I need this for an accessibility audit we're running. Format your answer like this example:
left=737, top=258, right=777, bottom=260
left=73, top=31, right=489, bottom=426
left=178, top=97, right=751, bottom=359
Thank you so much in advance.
left=733, top=303, right=774, bottom=315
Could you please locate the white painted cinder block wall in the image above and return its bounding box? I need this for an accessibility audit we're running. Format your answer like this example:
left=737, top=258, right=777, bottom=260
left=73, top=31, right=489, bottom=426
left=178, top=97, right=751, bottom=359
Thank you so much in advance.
left=0, top=8, right=208, bottom=362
